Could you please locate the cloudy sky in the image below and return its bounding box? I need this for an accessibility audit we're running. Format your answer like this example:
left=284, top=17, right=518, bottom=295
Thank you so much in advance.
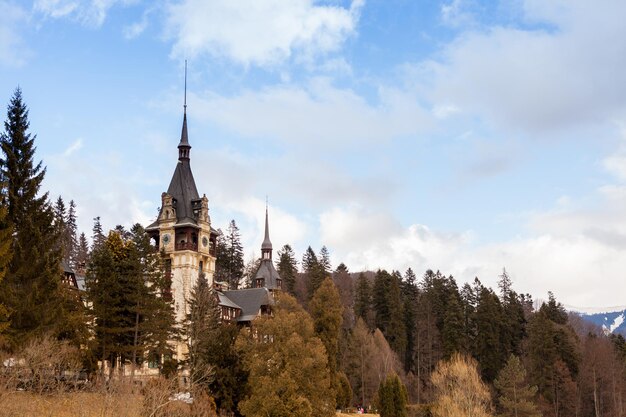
left=1, top=0, right=626, bottom=308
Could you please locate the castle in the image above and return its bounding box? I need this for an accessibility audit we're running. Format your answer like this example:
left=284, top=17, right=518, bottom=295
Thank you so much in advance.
left=144, top=103, right=282, bottom=363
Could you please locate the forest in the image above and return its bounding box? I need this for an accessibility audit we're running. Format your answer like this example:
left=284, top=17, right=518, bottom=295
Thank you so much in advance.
left=1, top=88, right=626, bottom=417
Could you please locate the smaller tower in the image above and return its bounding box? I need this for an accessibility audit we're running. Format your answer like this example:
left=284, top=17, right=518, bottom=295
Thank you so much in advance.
left=261, top=204, right=272, bottom=260
left=254, top=203, right=282, bottom=290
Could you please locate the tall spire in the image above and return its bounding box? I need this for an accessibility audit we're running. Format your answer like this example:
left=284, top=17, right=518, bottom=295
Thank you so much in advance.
left=261, top=199, right=272, bottom=259
left=178, top=60, right=190, bottom=161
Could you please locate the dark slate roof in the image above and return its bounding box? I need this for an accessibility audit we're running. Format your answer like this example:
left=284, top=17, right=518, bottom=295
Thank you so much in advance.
left=167, top=161, right=199, bottom=226
left=254, top=259, right=282, bottom=290
left=222, top=288, right=273, bottom=322
left=75, top=274, right=86, bottom=292
left=179, top=113, right=189, bottom=148
left=217, top=292, right=242, bottom=310
left=61, top=259, right=74, bottom=274
left=261, top=207, right=272, bottom=251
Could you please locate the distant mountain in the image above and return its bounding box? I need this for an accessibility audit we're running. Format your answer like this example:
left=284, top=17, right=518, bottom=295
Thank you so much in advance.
left=567, top=305, right=626, bottom=336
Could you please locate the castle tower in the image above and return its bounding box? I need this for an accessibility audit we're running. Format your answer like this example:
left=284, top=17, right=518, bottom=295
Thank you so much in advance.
left=146, top=102, right=218, bottom=362
left=253, top=205, right=282, bottom=290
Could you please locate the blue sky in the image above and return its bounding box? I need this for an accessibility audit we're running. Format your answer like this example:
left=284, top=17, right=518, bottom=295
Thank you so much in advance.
left=2, top=0, right=626, bottom=308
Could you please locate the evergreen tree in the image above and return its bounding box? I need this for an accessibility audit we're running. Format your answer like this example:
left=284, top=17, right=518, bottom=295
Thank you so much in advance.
left=215, top=221, right=244, bottom=289
left=237, top=293, right=335, bottom=417
left=66, top=199, right=78, bottom=267
left=87, top=229, right=176, bottom=377
left=276, top=244, right=297, bottom=295
left=494, top=355, right=540, bottom=417
left=319, top=245, right=331, bottom=276
left=498, top=270, right=526, bottom=357
left=75, top=232, right=89, bottom=270
left=225, top=220, right=244, bottom=289
left=91, top=216, right=104, bottom=250
left=0, top=188, right=12, bottom=338
left=303, top=246, right=325, bottom=299
left=442, top=293, right=465, bottom=358
left=475, top=286, right=506, bottom=382
left=0, top=88, right=72, bottom=347
left=402, top=268, right=419, bottom=372
left=128, top=224, right=176, bottom=374
left=373, top=270, right=406, bottom=359
left=310, top=277, right=343, bottom=391
left=377, top=373, right=408, bottom=417
left=333, top=262, right=354, bottom=329
left=354, top=272, right=372, bottom=328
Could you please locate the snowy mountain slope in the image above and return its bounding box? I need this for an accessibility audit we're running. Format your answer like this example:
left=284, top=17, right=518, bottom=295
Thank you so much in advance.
left=569, top=306, right=626, bottom=336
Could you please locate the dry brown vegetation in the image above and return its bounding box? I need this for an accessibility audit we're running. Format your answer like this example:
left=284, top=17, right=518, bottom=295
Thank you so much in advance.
left=0, top=392, right=376, bottom=417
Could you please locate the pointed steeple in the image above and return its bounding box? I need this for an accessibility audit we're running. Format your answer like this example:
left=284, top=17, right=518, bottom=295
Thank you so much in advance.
left=178, top=60, right=191, bottom=161
left=261, top=200, right=272, bottom=259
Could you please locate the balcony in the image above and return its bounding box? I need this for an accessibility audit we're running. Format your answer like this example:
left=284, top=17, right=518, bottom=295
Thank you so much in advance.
left=175, top=241, right=198, bottom=251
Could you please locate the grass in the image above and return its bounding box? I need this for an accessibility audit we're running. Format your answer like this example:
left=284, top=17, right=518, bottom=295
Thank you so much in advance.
left=0, top=391, right=379, bottom=417
left=0, top=391, right=142, bottom=417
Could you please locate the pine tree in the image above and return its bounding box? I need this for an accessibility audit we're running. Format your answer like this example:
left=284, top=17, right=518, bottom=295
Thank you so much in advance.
left=475, top=286, right=505, bottom=382
left=494, top=355, right=540, bottom=417
left=0, top=88, right=72, bottom=347
left=373, top=270, right=406, bottom=358
left=354, top=272, right=372, bottom=328
left=498, top=269, right=526, bottom=357
left=187, top=273, right=220, bottom=386
left=303, top=246, right=324, bottom=299
left=319, top=245, right=331, bottom=276
left=377, top=373, right=408, bottom=417
left=0, top=187, right=12, bottom=338
left=75, top=232, right=89, bottom=270
left=128, top=224, right=176, bottom=375
left=237, top=293, right=335, bottom=417
left=276, top=244, right=297, bottom=295
left=310, top=277, right=343, bottom=392
left=402, top=268, right=419, bottom=372
left=215, top=221, right=244, bottom=289
left=66, top=200, right=78, bottom=267
left=91, top=216, right=105, bottom=250
left=225, top=220, right=244, bottom=289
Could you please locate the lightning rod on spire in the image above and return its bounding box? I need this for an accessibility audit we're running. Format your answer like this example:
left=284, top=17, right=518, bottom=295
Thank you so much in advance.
left=184, top=60, right=187, bottom=114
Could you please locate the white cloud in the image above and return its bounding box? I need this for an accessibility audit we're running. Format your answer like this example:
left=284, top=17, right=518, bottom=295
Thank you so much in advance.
left=0, top=1, right=30, bottom=67
left=441, top=0, right=475, bottom=28
left=424, top=0, right=626, bottom=132
left=318, top=203, right=626, bottom=307
left=123, top=14, right=148, bottom=39
left=63, top=138, right=83, bottom=156
left=191, top=78, right=432, bottom=147
left=34, top=0, right=136, bottom=27
left=165, top=0, right=364, bottom=66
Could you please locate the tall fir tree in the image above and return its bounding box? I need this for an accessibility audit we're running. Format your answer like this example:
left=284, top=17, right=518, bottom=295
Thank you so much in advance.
left=303, top=246, right=324, bottom=299
left=0, top=184, right=12, bottom=339
left=354, top=272, right=372, bottom=328
left=91, top=216, right=105, bottom=250
left=0, top=88, right=73, bottom=347
left=310, top=277, right=343, bottom=393
left=276, top=244, right=297, bottom=295
left=494, top=355, right=540, bottom=417
left=319, top=245, right=331, bottom=276
left=215, top=221, right=245, bottom=289
left=66, top=199, right=78, bottom=267
left=75, top=231, right=89, bottom=270
left=402, top=268, right=419, bottom=372
left=475, top=286, right=506, bottom=382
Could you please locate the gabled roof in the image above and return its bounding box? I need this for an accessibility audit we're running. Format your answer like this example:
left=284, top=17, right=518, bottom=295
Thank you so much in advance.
left=222, top=287, right=273, bottom=322
left=254, top=260, right=282, bottom=290
left=167, top=161, right=200, bottom=226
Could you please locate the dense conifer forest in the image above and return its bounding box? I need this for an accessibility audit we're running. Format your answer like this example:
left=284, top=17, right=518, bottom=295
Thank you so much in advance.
left=1, top=89, right=626, bottom=417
